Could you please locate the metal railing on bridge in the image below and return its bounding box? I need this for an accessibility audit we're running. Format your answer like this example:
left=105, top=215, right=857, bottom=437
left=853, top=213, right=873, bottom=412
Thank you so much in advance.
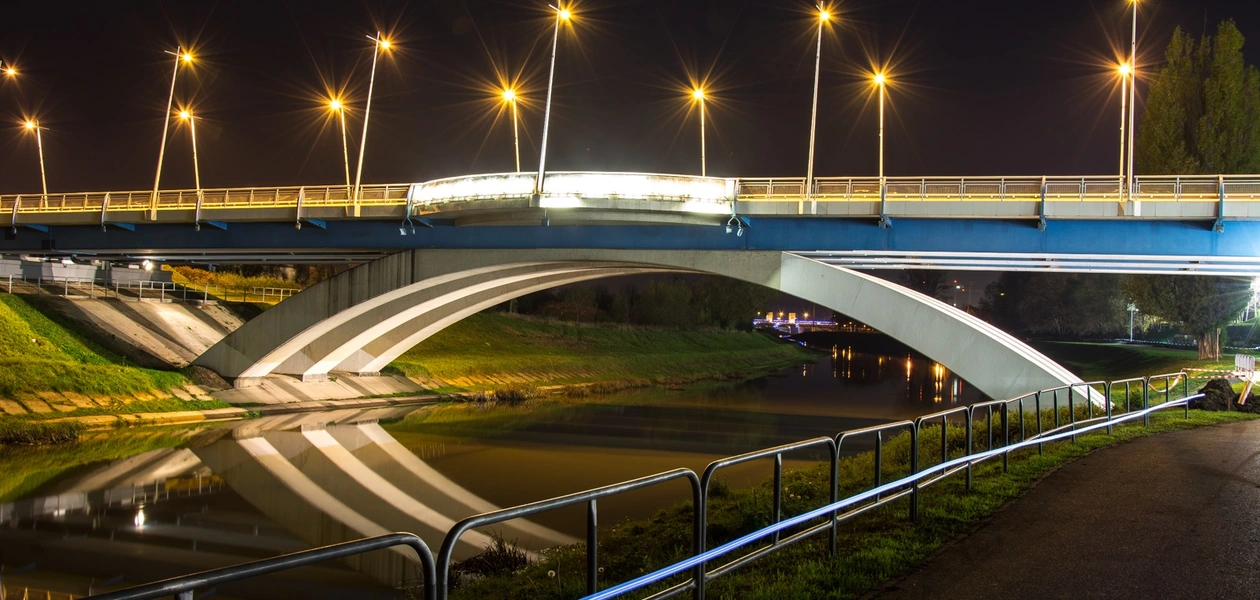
left=735, top=174, right=1260, bottom=202
left=5, top=174, right=1259, bottom=225
left=88, top=372, right=1203, bottom=600
left=1, top=275, right=297, bottom=304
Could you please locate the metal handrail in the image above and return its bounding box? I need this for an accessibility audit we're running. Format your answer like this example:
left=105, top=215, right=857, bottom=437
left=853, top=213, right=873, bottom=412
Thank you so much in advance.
left=87, top=532, right=436, bottom=600
left=585, top=391, right=1204, bottom=600
left=435, top=468, right=703, bottom=598
left=5, top=174, right=1260, bottom=218
left=694, top=437, right=838, bottom=598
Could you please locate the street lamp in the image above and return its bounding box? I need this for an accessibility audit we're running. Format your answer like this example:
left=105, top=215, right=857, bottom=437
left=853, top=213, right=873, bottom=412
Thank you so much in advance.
left=1117, top=62, right=1130, bottom=201
left=535, top=4, right=573, bottom=199
left=873, top=72, right=887, bottom=192
left=22, top=119, right=48, bottom=202
left=352, top=32, right=392, bottom=213
left=804, top=6, right=831, bottom=215
left=1, top=61, right=15, bottom=78
left=691, top=87, right=707, bottom=177
left=328, top=98, right=351, bottom=195
left=502, top=88, right=521, bottom=172
left=150, top=47, right=193, bottom=219
left=177, top=110, right=202, bottom=201
left=1126, top=0, right=1139, bottom=215
left=1127, top=303, right=1139, bottom=341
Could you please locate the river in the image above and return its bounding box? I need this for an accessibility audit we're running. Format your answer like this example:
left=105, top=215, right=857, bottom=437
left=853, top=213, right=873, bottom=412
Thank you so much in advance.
left=0, top=333, right=983, bottom=598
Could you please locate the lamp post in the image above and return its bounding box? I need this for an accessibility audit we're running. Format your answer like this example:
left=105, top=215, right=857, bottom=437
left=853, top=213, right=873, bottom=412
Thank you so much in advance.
left=1117, top=63, right=1130, bottom=202
left=1127, top=0, right=1139, bottom=215
left=873, top=73, right=886, bottom=191
left=177, top=110, right=202, bottom=200
left=1127, top=303, right=1139, bottom=341
left=535, top=5, right=572, bottom=199
left=692, top=87, right=707, bottom=177
left=352, top=33, right=391, bottom=214
left=329, top=98, right=351, bottom=195
left=502, top=88, right=521, bottom=172
left=23, top=120, right=48, bottom=203
left=150, top=47, right=193, bottom=220
left=804, top=7, right=831, bottom=215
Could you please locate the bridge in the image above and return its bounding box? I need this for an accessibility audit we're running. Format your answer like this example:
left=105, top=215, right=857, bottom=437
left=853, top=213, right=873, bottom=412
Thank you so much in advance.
left=3, top=171, right=1260, bottom=274
left=4, top=169, right=1257, bottom=402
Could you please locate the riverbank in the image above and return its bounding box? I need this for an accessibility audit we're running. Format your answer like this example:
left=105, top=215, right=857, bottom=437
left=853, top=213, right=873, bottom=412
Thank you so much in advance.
left=385, top=312, right=814, bottom=392
left=0, top=297, right=814, bottom=439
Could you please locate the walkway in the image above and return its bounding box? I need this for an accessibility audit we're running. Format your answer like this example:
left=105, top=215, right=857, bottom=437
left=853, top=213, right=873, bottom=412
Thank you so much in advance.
left=872, top=418, right=1260, bottom=600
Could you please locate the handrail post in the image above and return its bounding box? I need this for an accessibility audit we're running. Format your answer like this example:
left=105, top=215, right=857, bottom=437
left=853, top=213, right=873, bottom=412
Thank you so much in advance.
left=772, top=454, right=783, bottom=544
left=909, top=427, right=919, bottom=521
left=1213, top=174, right=1226, bottom=233
left=587, top=499, right=598, bottom=595
left=1106, top=381, right=1114, bottom=435
left=965, top=409, right=973, bottom=490
left=1036, top=392, right=1043, bottom=454
left=1143, top=377, right=1150, bottom=426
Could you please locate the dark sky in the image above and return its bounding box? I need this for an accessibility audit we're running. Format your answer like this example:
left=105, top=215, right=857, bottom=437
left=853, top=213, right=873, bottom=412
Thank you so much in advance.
left=2, top=0, right=1258, bottom=195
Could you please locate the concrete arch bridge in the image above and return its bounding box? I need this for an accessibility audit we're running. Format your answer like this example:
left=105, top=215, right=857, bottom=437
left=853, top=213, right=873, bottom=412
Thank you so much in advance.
left=195, top=249, right=1085, bottom=403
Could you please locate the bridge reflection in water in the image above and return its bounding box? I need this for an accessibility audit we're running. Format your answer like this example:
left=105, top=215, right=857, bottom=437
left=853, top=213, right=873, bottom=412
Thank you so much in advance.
left=0, top=352, right=979, bottom=596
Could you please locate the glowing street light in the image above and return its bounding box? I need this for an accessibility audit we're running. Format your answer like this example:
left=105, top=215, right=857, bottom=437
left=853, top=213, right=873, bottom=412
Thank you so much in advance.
left=873, top=72, right=887, bottom=191
left=1, top=61, right=15, bottom=78
left=22, top=119, right=48, bottom=202
left=535, top=4, right=573, bottom=198
left=1126, top=0, right=1139, bottom=214
left=328, top=98, right=352, bottom=195
left=1117, top=62, right=1131, bottom=201
left=150, top=46, right=193, bottom=219
left=177, top=109, right=203, bottom=200
left=691, top=87, right=707, bottom=177
left=352, top=32, right=393, bottom=213
left=502, top=88, right=521, bottom=172
left=804, top=6, right=831, bottom=214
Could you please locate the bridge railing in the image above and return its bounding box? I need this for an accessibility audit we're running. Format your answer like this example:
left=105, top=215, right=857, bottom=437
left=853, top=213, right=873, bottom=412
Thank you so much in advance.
left=735, top=174, right=1260, bottom=202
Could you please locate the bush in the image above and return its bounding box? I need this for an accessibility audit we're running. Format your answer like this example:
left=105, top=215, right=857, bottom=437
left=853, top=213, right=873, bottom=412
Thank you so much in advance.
left=494, top=385, right=543, bottom=406
left=0, top=420, right=84, bottom=446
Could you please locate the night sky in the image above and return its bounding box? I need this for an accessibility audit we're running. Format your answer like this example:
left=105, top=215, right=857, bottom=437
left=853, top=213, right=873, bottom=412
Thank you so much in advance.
left=1, top=1, right=1258, bottom=195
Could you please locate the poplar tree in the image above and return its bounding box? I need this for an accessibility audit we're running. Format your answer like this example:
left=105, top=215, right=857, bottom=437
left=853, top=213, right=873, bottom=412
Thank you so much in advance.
left=1127, top=20, right=1260, bottom=360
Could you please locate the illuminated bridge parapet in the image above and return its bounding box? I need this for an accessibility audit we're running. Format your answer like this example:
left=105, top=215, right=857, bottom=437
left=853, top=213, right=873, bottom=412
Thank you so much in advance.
left=3, top=172, right=1259, bottom=229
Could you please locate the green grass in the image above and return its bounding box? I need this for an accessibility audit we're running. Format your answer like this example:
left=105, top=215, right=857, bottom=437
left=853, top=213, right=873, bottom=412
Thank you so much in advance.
left=0, top=427, right=200, bottom=502
left=1032, top=340, right=1234, bottom=382
left=0, top=294, right=191, bottom=413
left=389, top=313, right=815, bottom=391
left=448, top=408, right=1257, bottom=599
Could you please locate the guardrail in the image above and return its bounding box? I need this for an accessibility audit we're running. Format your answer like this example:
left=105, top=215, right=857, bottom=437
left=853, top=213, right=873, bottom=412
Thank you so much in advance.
left=1, top=275, right=297, bottom=304
left=87, top=533, right=436, bottom=600
left=4, top=174, right=1260, bottom=224
left=735, top=174, right=1260, bottom=202
left=87, top=373, right=1200, bottom=599
left=588, top=375, right=1199, bottom=600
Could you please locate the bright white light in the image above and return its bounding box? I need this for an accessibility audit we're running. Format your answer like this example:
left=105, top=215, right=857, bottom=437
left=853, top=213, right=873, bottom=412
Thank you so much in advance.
left=134, top=508, right=146, bottom=528
left=142, top=260, right=154, bottom=272
left=538, top=197, right=584, bottom=209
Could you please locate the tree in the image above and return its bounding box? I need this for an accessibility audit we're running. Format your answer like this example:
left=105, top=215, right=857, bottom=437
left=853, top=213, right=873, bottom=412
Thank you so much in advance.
left=1127, top=20, right=1259, bottom=359
left=1120, top=275, right=1251, bottom=359
left=1136, top=20, right=1260, bottom=174
left=899, top=270, right=948, bottom=300
left=978, top=273, right=1126, bottom=338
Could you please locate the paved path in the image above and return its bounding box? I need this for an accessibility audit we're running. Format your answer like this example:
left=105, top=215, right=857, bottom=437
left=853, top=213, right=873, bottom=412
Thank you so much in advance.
left=872, top=418, right=1260, bottom=600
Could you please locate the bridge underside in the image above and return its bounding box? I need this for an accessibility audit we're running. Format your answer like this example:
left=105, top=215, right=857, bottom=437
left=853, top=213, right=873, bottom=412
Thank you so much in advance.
left=6, top=217, right=1260, bottom=274
left=194, top=249, right=1085, bottom=402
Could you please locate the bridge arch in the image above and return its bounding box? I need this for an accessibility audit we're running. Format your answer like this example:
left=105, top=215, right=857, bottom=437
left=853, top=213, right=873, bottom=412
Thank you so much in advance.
left=195, top=249, right=1082, bottom=400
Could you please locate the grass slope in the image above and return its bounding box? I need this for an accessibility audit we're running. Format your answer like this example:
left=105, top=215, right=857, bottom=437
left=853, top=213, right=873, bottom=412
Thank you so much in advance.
left=0, top=294, right=187, bottom=402
left=1032, top=341, right=1233, bottom=382
left=389, top=313, right=814, bottom=390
